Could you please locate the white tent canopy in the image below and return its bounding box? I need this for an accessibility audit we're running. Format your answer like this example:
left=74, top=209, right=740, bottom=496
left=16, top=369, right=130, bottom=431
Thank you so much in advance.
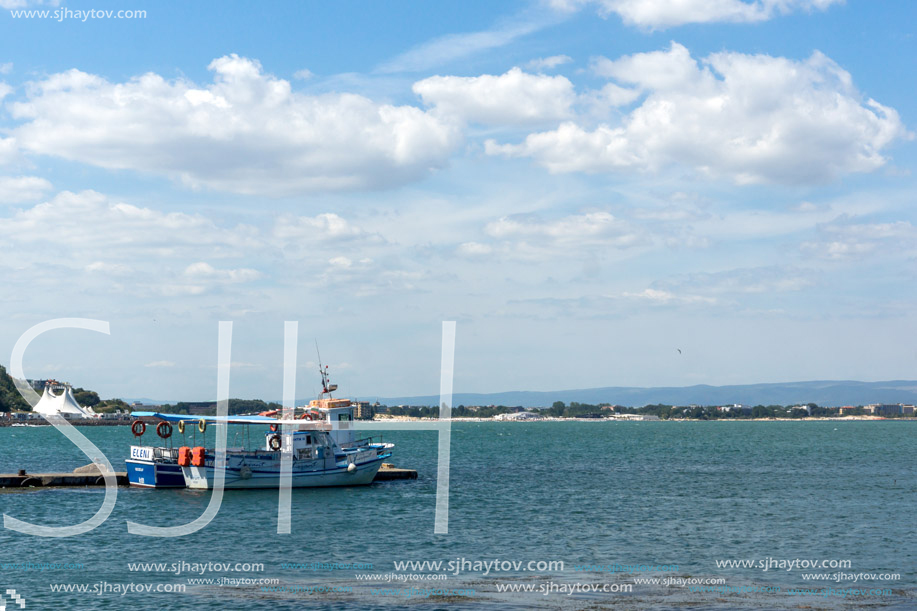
left=33, top=385, right=97, bottom=418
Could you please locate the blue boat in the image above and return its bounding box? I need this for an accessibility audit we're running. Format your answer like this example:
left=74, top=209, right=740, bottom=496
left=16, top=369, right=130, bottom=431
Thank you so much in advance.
left=126, top=444, right=186, bottom=488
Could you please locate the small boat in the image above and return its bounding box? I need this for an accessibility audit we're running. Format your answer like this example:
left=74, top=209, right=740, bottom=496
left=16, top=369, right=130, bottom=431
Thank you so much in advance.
left=126, top=359, right=392, bottom=489
left=180, top=422, right=390, bottom=489
left=125, top=419, right=188, bottom=488
left=126, top=444, right=185, bottom=488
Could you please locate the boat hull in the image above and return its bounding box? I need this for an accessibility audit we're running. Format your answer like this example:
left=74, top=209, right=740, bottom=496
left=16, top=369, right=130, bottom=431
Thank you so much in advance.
left=183, top=455, right=385, bottom=489
left=126, top=459, right=186, bottom=488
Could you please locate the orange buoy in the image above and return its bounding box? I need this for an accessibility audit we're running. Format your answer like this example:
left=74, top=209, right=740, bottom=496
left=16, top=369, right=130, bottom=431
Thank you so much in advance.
left=156, top=421, right=173, bottom=439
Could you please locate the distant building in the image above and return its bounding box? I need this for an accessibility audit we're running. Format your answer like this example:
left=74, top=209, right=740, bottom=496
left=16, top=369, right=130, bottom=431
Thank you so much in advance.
left=351, top=401, right=374, bottom=420
left=615, top=414, right=660, bottom=421
left=494, top=412, right=543, bottom=421
left=873, top=404, right=903, bottom=417
left=28, top=379, right=52, bottom=391
left=902, top=405, right=915, bottom=416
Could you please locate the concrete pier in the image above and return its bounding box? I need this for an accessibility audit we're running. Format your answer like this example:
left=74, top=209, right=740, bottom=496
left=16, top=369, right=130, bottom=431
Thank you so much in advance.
left=1, top=464, right=417, bottom=488
left=374, top=464, right=419, bottom=481
left=0, top=471, right=129, bottom=488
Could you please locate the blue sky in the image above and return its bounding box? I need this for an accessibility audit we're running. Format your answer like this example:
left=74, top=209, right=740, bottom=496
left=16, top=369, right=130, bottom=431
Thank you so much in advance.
left=1, top=0, right=915, bottom=401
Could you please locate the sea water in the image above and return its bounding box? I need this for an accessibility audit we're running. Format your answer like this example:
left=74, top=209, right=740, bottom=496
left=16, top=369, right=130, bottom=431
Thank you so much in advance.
left=0, top=421, right=914, bottom=609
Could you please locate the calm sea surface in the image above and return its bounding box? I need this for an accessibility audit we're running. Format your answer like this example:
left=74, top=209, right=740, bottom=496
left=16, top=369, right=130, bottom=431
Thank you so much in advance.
left=0, top=421, right=914, bottom=610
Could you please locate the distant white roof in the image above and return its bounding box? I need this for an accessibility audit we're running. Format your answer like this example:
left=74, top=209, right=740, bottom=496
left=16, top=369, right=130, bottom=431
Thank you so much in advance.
left=33, top=385, right=96, bottom=418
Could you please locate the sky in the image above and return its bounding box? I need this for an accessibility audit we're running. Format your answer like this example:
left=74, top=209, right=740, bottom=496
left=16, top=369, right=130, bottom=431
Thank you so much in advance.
left=0, top=0, right=915, bottom=402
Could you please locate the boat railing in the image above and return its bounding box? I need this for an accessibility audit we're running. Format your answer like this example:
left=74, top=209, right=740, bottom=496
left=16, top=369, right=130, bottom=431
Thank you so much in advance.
left=346, top=448, right=379, bottom=464
left=153, top=447, right=179, bottom=461
left=339, top=435, right=383, bottom=450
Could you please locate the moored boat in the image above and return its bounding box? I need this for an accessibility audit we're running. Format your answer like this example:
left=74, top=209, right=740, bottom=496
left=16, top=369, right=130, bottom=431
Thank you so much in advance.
left=179, top=423, right=389, bottom=489
left=125, top=419, right=186, bottom=488
left=126, top=359, right=392, bottom=489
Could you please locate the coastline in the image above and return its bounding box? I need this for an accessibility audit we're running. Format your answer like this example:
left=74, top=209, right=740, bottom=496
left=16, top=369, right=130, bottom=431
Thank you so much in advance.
left=373, top=415, right=894, bottom=422
left=0, top=415, right=899, bottom=427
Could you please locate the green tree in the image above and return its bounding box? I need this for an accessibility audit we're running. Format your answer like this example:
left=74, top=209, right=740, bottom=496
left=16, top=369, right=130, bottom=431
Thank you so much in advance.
left=73, top=387, right=101, bottom=408
left=0, top=365, right=30, bottom=412
left=94, top=398, right=130, bottom=413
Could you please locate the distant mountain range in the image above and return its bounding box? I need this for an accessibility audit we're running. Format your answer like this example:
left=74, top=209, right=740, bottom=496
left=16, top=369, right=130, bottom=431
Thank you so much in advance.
left=121, top=380, right=917, bottom=410
left=360, top=380, right=917, bottom=408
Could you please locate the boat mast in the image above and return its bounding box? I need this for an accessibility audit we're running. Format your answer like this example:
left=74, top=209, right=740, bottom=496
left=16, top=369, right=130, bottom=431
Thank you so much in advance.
left=315, top=341, right=337, bottom=398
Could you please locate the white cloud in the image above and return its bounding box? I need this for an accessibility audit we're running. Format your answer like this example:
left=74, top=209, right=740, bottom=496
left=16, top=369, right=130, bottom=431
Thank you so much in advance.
left=414, top=68, right=575, bottom=125
left=272, top=212, right=365, bottom=241
left=292, top=68, right=313, bottom=80
left=0, top=190, right=264, bottom=301
left=144, top=360, right=176, bottom=368
left=0, top=63, right=12, bottom=75
left=485, top=211, right=630, bottom=241
left=475, top=211, right=646, bottom=260
left=581, top=82, right=642, bottom=108
left=525, top=55, right=573, bottom=71
left=0, top=176, right=52, bottom=203
left=0, top=189, right=421, bottom=305
left=9, top=55, right=461, bottom=195
left=488, top=44, right=906, bottom=185
left=591, top=41, right=700, bottom=89
left=0, top=82, right=11, bottom=101
left=184, top=261, right=261, bottom=283
left=0, top=190, right=257, bottom=252
left=377, top=18, right=545, bottom=73
left=550, top=0, right=843, bottom=29
left=85, top=261, right=131, bottom=275
left=328, top=256, right=352, bottom=268
left=621, top=287, right=716, bottom=305
left=657, top=266, right=814, bottom=295
left=0, top=137, right=18, bottom=165
left=801, top=219, right=917, bottom=260
left=457, top=241, right=493, bottom=256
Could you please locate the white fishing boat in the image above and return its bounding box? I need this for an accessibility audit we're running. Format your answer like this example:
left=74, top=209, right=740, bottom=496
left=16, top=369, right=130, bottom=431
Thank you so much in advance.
left=127, top=357, right=393, bottom=489
left=180, top=420, right=389, bottom=489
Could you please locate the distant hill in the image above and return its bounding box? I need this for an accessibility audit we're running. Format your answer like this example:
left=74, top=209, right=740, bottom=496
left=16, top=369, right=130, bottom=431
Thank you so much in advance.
left=0, top=365, right=29, bottom=412
left=364, top=380, right=917, bottom=408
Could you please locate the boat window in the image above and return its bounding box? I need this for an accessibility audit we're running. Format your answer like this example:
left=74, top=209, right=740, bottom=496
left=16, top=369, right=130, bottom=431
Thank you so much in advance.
left=339, top=414, right=351, bottom=421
